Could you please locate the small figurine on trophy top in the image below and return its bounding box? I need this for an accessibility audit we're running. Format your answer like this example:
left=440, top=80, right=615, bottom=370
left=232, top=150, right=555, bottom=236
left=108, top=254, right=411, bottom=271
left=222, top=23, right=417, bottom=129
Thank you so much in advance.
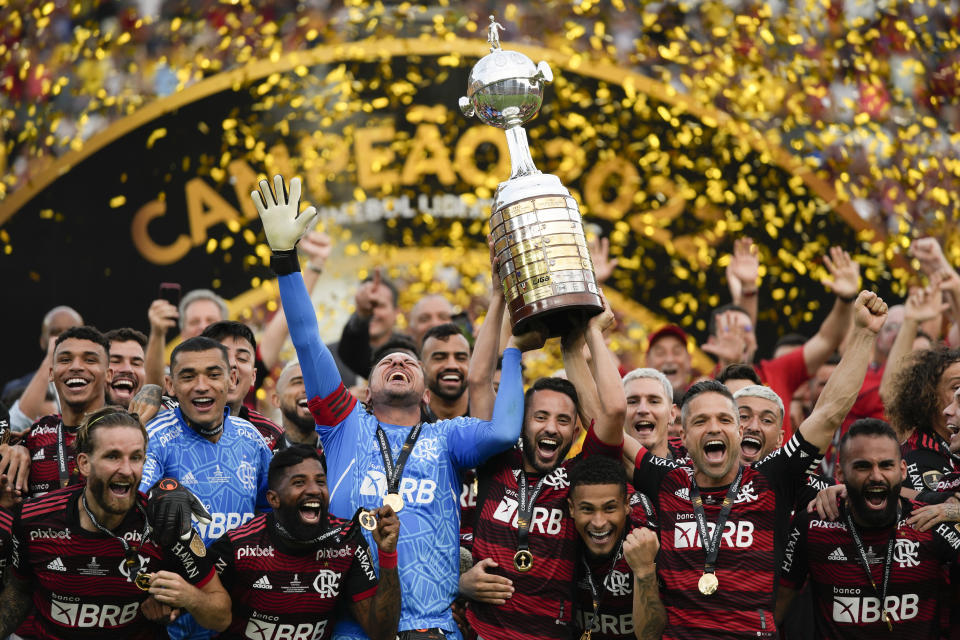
left=458, top=15, right=602, bottom=337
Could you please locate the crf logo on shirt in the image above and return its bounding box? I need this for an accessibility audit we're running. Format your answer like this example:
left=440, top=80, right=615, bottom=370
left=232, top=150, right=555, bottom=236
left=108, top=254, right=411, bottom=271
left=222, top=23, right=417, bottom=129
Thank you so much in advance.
left=492, top=497, right=564, bottom=535
left=673, top=520, right=754, bottom=549
left=244, top=618, right=327, bottom=640
left=360, top=470, right=436, bottom=506
left=541, top=467, right=569, bottom=490
left=50, top=601, right=140, bottom=628
left=832, top=594, right=918, bottom=624
left=312, top=569, right=342, bottom=597
left=893, top=539, right=920, bottom=568
left=604, top=569, right=632, bottom=596
left=734, top=481, right=758, bottom=504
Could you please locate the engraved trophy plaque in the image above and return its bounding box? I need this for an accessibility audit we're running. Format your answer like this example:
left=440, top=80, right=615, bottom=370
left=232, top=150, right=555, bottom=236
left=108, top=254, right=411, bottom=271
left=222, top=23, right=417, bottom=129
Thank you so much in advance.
left=460, top=17, right=602, bottom=336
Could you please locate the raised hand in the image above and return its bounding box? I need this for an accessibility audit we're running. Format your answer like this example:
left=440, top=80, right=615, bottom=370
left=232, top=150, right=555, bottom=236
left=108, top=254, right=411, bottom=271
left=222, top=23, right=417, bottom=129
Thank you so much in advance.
left=910, top=237, right=951, bottom=277
left=587, top=290, right=616, bottom=335
left=355, top=268, right=392, bottom=320
left=904, top=277, right=949, bottom=325
left=250, top=175, right=317, bottom=252
left=701, top=311, right=748, bottom=364
left=488, top=235, right=504, bottom=299
left=623, top=526, right=659, bottom=577
left=726, top=237, right=759, bottom=297
left=372, top=504, right=399, bottom=554
left=299, top=230, right=332, bottom=272
left=821, top=247, right=860, bottom=300
left=852, top=290, right=889, bottom=334
left=588, top=235, right=619, bottom=285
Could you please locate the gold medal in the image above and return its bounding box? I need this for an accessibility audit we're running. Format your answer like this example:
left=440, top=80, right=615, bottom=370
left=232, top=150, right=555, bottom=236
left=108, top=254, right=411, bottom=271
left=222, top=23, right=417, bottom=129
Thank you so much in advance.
left=883, top=610, right=893, bottom=631
left=189, top=532, right=206, bottom=557
left=383, top=493, right=404, bottom=512
left=698, top=572, right=719, bottom=595
left=134, top=572, right=152, bottom=591
left=579, top=631, right=592, bottom=640
left=513, top=549, right=533, bottom=572
left=359, top=510, right=378, bottom=531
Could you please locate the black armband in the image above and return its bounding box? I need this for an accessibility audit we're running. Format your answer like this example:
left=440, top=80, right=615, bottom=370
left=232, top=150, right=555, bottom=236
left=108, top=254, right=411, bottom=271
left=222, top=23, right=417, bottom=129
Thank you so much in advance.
left=270, top=249, right=301, bottom=276
left=836, top=293, right=857, bottom=303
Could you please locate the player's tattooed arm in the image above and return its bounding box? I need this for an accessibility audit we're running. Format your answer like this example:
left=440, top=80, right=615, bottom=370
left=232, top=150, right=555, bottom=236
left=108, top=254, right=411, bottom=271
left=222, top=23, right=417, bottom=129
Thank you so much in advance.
left=0, top=572, right=33, bottom=636
left=624, top=528, right=666, bottom=640
left=352, top=506, right=401, bottom=640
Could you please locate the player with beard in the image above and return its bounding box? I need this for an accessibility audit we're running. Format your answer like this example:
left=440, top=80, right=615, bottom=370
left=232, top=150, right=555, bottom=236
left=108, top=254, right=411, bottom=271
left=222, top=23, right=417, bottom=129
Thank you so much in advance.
left=271, top=361, right=324, bottom=453
left=623, top=290, right=887, bottom=639
left=622, top=368, right=679, bottom=460
left=253, top=174, right=528, bottom=640
left=777, top=418, right=960, bottom=638
left=421, top=323, right=471, bottom=421
left=104, top=328, right=147, bottom=408
left=201, top=321, right=285, bottom=451
left=0, top=406, right=230, bottom=638
left=141, top=336, right=272, bottom=640
left=2, top=326, right=112, bottom=499
left=210, top=445, right=400, bottom=640
left=462, top=297, right=626, bottom=640
left=568, top=455, right=664, bottom=640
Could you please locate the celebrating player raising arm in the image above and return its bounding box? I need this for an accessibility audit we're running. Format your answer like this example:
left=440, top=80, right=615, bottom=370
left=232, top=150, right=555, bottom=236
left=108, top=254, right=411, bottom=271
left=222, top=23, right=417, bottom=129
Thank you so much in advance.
left=252, top=174, right=527, bottom=639
left=622, top=290, right=887, bottom=640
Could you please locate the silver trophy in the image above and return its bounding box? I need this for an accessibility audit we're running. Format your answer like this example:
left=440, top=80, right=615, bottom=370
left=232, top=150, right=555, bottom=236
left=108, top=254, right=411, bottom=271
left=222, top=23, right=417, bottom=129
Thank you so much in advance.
left=460, top=16, right=602, bottom=337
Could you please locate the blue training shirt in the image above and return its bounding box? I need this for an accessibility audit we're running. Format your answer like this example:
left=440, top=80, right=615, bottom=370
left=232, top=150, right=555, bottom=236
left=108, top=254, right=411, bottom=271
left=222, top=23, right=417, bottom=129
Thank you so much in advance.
left=141, top=406, right=272, bottom=639
left=278, top=270, right=524, bottom=639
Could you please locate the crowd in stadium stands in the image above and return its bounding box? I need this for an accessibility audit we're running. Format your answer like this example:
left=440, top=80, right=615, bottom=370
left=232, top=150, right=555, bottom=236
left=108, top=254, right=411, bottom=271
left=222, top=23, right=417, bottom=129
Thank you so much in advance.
left=1, top=171, right=960, bottom=639
left=3, top=0, right=959, bottom=231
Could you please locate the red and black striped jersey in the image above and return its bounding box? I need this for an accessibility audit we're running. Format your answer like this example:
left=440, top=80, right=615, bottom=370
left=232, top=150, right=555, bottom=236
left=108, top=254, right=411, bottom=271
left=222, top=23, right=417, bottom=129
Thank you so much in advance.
left=780, top=498, right=958, bottom=639
left=902, top=430, right=960, bottom=492
left=0, top=505, right=12, bottom=573
left=23, top=414, right=83, bottom=498
left=11, top=484, right=214, bottom=639
left=460, top=468, right=478, bottom=547
left=631, top=431, right=822, bottom=640
left=208, top=512, right=378, bottom=640
left=573, top=491, right=657, bottom=640
left=467, top=426, right=622, bottom=640
left=237, top=406, right=285, bottom=452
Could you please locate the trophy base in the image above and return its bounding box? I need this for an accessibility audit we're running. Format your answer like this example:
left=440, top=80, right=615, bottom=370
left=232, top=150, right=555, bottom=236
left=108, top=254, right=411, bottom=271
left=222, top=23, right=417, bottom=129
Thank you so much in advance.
left=510, top=291, right=603, bottom=338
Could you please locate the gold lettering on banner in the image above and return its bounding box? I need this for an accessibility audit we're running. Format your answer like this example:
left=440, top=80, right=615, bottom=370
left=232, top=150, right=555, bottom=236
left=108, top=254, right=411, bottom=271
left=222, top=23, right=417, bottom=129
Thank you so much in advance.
left=228, top=159, right=261, bottom=221
left=355, top=125, right=399, bottom=190
left=454, top=125, right=510, bottom=189
left=131, top=200, right=191, bottom=265
left=402, top=124, right=457, bottom=185
left=583, top=156, right=640, bottom=221
left=185, top=177, right=243, bottom=244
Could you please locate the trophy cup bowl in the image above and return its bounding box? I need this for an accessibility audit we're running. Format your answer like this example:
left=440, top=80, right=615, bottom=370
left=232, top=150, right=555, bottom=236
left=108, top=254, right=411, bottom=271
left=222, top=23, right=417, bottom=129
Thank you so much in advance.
left=460, top=18, right=603, bottom=337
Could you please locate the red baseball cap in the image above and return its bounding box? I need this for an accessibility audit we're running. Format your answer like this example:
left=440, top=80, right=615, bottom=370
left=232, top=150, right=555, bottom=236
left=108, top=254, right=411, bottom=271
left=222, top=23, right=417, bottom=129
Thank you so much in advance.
left=647, top=324, right=689, bottom=351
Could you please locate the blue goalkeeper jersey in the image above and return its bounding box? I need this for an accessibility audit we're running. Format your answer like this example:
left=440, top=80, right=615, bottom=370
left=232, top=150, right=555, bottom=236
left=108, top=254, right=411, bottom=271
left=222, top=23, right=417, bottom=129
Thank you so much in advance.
left=141, top=406, right=272, bottom=639
left=278, top=271, right=524, bottom=640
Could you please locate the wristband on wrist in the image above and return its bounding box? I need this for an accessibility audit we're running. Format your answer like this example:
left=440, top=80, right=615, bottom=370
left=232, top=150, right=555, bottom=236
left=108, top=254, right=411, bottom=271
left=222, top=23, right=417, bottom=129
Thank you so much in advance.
left=837, top=293, right=857, bottom=303
left=307, top=263, right=324, bottom=274
left=378, top=549, right=398, bottom=569
left=740, top=289, right=758, bottom=297
left=270, top=249, right=301, bottom=276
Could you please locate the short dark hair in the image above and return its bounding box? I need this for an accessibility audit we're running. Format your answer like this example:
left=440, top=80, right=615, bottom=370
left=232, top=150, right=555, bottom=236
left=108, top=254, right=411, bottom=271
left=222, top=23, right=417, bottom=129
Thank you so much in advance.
left=708, top=304, right=751, bottom=337
left=268, top=444, right=326, bottom=491
left=76, top=405, right=148, bottom=455
left=201, top=321, right=257, bottom=352
left=716, top=363, right=761, bottom=386
left=361, top=274, right=399, bottom=307
left=774, top=333, right=807, bottom=352
left=104, top=327, right=148, bottom=349
left=680, top=379, right=736, bottom=425
left=420, top=323, right=469, bottom=355
left=838, top=418, right=900, bottom=464
left=55, top=326, right=110, bottom=356
left=568, top=454, right=627, bottom=500
left=170, top=336, right=230, bottom=372
left=370, top=334, right=420, bottom=369
left=524, top=377, right=579, bottom=417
